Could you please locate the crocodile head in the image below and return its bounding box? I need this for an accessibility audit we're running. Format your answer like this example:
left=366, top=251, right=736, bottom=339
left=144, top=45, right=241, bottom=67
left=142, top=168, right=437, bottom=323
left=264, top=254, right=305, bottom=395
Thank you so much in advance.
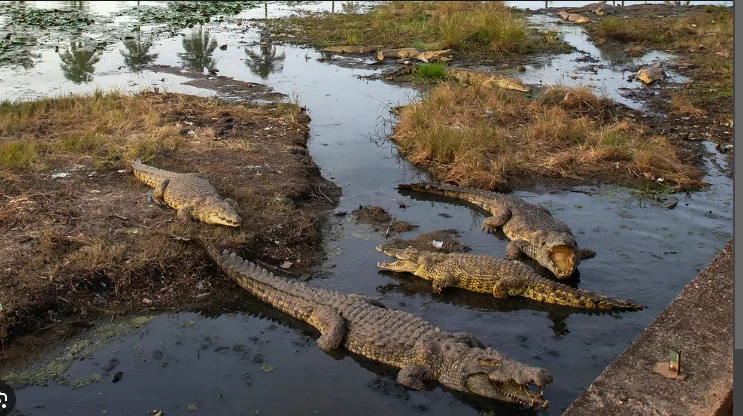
left=375, top=245, right=421, bottom=273
left=200, top=198, right=242, bottom=227
left=539, top=233, right=580, bottom=279
left=438, top=340, right=552, bottom=408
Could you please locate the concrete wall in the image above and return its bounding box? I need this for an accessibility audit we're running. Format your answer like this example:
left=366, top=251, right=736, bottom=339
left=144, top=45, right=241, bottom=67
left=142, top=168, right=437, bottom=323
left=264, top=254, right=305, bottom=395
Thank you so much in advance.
left=564, top=240, right=733, bottom=416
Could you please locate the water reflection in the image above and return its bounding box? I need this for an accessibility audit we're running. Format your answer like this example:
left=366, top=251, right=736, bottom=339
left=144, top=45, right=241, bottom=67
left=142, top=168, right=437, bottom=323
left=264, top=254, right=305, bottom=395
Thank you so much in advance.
left=58, top=41, right=100, bottom=83
left=179, top=26, right=218, bottom=73
left=244, top=27, right=285, bottom=79
left=67, top=1, right=89, bottom=11
left=119, top=33, right=159, bottom=71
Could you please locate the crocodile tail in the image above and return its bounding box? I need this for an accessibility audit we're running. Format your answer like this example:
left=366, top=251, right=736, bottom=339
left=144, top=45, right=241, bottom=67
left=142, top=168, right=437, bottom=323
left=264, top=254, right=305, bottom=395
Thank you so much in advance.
left=523, top=276, right=643, bottom=311
left=397, top=182, right=506, bottom=210
left=130, top=158, right=176, bottom=188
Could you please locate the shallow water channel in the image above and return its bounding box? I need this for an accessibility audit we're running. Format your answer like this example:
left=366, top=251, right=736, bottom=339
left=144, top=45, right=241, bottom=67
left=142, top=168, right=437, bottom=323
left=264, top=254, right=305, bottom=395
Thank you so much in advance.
left=1, top=2, right=733, bottom=415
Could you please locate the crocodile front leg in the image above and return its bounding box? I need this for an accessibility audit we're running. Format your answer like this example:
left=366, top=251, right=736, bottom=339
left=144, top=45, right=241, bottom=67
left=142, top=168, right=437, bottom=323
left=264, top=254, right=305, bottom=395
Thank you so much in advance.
left=397, top=366, right=433, bottom=391
left=152, top=179, right=169, bottom=206
left=505, top=239, right=529, bottom=260
left=307, top=305, right=346, bottom=352
left=481, top=206, right=512, bottom=233
left=432, top=272, right=457, bottom=294
left=176, top=205, right=195, bottom=222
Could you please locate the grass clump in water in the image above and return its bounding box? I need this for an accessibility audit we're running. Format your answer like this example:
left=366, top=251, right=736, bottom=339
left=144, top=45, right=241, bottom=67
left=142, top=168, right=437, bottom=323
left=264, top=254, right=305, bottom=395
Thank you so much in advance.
left=265, top=1, right=571, bottom=62
left=392, top=83, right=705, bottom=191
left=417, top=63, right=448, bottom=80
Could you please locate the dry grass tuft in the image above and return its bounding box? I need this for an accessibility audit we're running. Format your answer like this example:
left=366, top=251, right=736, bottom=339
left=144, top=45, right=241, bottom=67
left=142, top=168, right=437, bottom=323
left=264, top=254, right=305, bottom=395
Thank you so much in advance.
left=392, top=83, right=705, bottom=190
left=670, top=90, right=706, bottom=117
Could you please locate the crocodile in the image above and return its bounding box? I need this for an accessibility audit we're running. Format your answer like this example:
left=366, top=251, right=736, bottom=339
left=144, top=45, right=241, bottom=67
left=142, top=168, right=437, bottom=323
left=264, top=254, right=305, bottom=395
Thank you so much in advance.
left=558, top=10, right=591, bottom=23
left=377, top=48, right=452, bottom=63
left=131, top=158, right=241, bottom=227
left=446, top=68, right=530, bottom=92
left=202, top=242, right=553, bottom=408
left=397, top=182, right=595, bottom=279
left=377, top=246, right=642, bottom=311
left=636, top=62, right=666, bottom=84
left=321, top=45, right=380, bottom=54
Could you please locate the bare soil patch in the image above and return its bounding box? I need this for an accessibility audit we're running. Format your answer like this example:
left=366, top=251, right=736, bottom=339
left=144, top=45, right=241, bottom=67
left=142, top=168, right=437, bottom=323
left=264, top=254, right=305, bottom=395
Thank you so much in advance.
left=0, top=91, right=339, bottom=351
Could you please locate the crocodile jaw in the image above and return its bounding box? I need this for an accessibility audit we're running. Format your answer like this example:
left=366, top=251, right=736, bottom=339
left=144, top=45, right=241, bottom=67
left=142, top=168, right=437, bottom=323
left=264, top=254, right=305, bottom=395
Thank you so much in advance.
left=547, top=245, right=577, bottom=278
left=465, top=374, right=548, bottom=408
left=376, top=245, right=420, bottom=260
left=205, top=207, right=242, bottom=227
left=377, top=259, right=418, bottom=273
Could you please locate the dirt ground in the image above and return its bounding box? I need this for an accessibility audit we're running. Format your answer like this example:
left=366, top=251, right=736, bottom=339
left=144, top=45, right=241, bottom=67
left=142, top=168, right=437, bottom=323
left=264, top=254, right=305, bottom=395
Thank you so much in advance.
left=0, top=91, right=340, bottom=358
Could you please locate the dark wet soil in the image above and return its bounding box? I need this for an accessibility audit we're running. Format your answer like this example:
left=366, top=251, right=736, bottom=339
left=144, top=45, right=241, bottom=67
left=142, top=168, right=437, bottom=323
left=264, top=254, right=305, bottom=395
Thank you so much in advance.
left=352, top=205, right=418, bottom=235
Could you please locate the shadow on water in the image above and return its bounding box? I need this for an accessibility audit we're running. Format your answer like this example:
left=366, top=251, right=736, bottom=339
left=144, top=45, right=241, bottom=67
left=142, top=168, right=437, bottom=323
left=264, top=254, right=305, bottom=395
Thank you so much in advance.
left=375, top=270, right=637, bottom=340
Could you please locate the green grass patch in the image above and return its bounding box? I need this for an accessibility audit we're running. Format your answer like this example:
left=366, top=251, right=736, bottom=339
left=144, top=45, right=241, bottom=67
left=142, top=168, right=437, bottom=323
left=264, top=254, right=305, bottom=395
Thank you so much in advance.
left=0, top=140, right=38, bottom=169
left=417, top=63, right=448, bottom=80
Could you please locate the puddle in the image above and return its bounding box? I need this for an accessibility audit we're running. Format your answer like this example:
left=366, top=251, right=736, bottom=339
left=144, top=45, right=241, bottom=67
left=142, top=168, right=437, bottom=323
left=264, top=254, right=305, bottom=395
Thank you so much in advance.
left=1, top=2, right=733, bottom=415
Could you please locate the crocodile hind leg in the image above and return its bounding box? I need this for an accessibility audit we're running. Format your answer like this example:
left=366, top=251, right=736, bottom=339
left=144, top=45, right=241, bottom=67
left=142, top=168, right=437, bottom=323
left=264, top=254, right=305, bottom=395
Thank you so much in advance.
left=481, top=206, right=512, bottom=234
left=307, top=305, right=346, bottom=352
left=397, top=366, right=433, bottom=391
left=580, top=248, right=597, bottom=260
left=152, top=179, right=169, bottom=206
left=505, top=239, right=529, bottom=260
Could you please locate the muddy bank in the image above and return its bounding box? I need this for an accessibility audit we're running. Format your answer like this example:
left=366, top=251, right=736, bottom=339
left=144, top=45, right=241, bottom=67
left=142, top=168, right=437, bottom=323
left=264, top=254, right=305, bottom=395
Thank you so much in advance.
left=0, top=91, right=339, bottom=352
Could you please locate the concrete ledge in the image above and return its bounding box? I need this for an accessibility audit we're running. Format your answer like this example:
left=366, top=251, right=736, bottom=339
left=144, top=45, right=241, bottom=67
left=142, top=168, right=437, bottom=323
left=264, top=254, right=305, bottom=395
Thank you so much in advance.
left=563, top=240, right=733, bottom=416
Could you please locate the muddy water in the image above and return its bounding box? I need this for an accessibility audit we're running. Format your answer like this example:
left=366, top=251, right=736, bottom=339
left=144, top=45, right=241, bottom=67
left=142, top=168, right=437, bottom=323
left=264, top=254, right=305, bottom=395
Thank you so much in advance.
left=2, top=2, right=733, bottom=415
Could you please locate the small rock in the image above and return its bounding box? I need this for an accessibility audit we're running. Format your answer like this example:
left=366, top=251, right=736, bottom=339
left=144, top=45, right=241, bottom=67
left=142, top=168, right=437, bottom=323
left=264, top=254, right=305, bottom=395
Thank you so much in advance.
left=260, top=364, right=274, bottom=372
left=111, top=371, right=123, bottom=383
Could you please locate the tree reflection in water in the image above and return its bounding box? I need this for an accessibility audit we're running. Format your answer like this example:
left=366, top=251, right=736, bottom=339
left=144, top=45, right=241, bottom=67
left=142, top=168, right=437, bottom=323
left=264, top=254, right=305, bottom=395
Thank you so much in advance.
left=120, top=33, right=159, bottom=72
left=179, top=26, right=218, bottom=73
left=244, top=27, right=285, bottom=79
left=59, top=41, right=100, bottom=83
